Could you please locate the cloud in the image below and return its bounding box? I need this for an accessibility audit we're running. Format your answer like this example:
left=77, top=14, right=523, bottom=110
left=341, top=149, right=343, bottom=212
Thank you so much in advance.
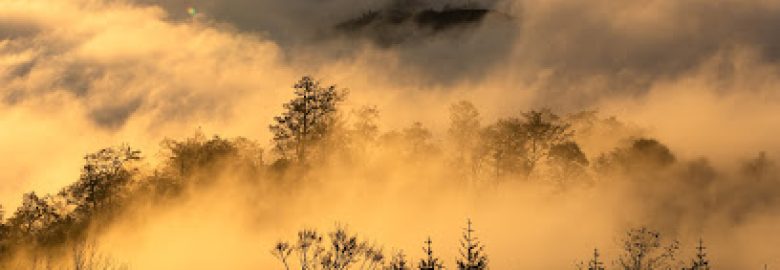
left=1, top=0, right=780, bottom=268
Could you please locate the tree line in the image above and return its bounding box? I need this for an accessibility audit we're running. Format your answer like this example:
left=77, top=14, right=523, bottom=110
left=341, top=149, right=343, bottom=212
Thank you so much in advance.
left=273, top=221, right=715, bottom=270
left=0, top=75, right=774, bottom=268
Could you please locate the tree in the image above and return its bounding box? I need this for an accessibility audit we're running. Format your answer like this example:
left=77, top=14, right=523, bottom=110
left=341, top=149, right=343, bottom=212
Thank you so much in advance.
left=348, top=105, right=381, bottom=161
left=595, top=138, right=676, bottom=176
left=742, top=151, right=775, bottom=182
left=163, top=134, right=240, bottom=177
left=269, top=76, right=347, bottom=164
left=361, top=244, right=386, bottom=270
left=457, top=219, right=488, bottom=270
left=386, top=250, right=410, bottom=270
left=418, top=237, right=443, bottom=270
left=297, top=229, right=324, bottom=270
left=520, top=110, right=573, bottom=176
left=402, top=122, right=438, bottom=159
left=6, top=192, right=60, bottom=237
left=272, top=241, right=293, bottom=270
left=547, top=141, right=589, bottom=187
left=449, top=101, right=482, bottom=178
left=683, top=239, right=710, bottom=270
left=272, top=226, right=379, bottom=270
left=321, top=227, right=365, bottom=270
left=579, top=248, right=605, bottom=270
left=617, top=227, right=679, bottom=270
left=70, top=240, right=128, bottom=270
left=65, top=146, right=141, bottom=214
left=159, top=134, right=263, bottom=188
left=351, top=105, right=380, bottom=144
left=481, top=118, right=526, bottom=179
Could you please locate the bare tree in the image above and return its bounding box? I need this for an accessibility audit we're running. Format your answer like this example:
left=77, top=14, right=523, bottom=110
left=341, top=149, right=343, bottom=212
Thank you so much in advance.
left=617, top=227, right=679, bottom=270
left=71, top=240, right=128, bottom=270
left=273, top=226, right=379, bottom=270
left=272, top=242, right=293, bottom=270
left=321, top=227, right=366, bottom=270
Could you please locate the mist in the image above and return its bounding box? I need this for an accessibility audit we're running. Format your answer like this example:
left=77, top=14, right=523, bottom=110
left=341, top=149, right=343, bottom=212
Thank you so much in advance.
left=1, top=0, right=780, bottom=269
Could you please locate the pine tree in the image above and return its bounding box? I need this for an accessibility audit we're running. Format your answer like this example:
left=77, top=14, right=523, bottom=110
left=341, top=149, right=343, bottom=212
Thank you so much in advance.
left=457, top=219, right=488, bottom=270
left=684, top=239, right=710, bottom=270
left=418, top=237, right=444, bottom=270
left=269, top=76, right=347, bottom=164
left=588, top=249, right=605, bottom=270
left=387, top=250, right=410, bottom=270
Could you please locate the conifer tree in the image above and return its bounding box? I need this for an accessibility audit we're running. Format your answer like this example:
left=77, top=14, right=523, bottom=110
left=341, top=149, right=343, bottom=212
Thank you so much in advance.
left=457, top=219, right=488, bottom=270
left=588, top=249, right=605, bottom=270
left=269, top=76, right=347, bottom=164
left=418, top=237, right=444, bottom=270
left=387, top=250, right=410, bottom=270
left=684, top=239, right=710, bottom=270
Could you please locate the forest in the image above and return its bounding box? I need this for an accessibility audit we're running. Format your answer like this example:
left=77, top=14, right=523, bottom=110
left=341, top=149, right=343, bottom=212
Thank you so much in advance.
left=0, top=75, right=774, bottom=269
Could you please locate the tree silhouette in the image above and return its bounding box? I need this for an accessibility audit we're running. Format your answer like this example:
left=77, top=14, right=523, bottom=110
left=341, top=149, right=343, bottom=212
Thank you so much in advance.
left=387, top=250, right=410, bottom=270
left=70, top=240, right=128, bottom=270
left=163, top=134, right=240, bottom=177
left=402, top=122, right=438, bottom=159
left=520, top=110, right=573, bottom=176
left=588, top=248, right=606, bottom=270
left=683, top=239, right=710, bottom=270
left=418, top=237, right=443, bottom=270
left=348, top=105, right=381, bottom=162
left=481, top=117, right=526, bottom=179
left=457, top=219, right=488, bottom=270
left=351, top=105, right=380, bottom=144
left=617, top=227, right=679, bottom=270
left=6, top=192, right=60, bottom=237
left=269, top=76, right=347, bottom=164
left=361, top=244, right=385, bottom=270
left=595, top=138, right=676, bottom=177
left=65, top=146, right=141, bottom=214
left=272, top=241, right=293, bottom=270
left=742, top=151, right=775, bottom=182
left=321, top=227, right=366, bottom=270
left=547, top=141, right=589, bottom=187
left=448, top=101, right=482, bottom=179
left=297, top=229, right=324, bottom=270
left=273, top=226, right=380, bottom=270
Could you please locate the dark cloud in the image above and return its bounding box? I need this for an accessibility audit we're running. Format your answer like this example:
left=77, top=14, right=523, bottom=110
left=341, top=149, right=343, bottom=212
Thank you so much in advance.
left=126, top=0, right=517, bottom=84
left=0, top=18, right=41, bottom=40
left=515, top=0, right=780, bottom=105
left=122, top=0, right=780, bottom=94
left=89, top=97, right=143, bottom=129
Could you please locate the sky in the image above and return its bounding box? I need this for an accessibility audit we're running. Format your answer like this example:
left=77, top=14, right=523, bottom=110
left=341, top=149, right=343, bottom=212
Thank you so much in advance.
left=1, top=0, right=780, bottom=268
